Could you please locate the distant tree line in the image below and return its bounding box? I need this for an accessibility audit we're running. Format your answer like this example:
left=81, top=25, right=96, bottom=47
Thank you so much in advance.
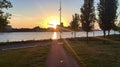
left=8, top=26, right=71, bottom=32
left=10, top=26, right=48, bottom=32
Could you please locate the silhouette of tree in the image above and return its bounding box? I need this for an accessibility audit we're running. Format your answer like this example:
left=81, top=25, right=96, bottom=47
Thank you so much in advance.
left=112, top=24, right=119, bottom=35
left=70, top=13, right=79, bottom=38
left=117, top=21, right=120, bottom=35
left=112, top=12, right=120, bottom=35
left=80, top=0, right=95, bottom=38
left=0, top=0, right=12, bottom=32
left=98, top=0, right=118, bottom=37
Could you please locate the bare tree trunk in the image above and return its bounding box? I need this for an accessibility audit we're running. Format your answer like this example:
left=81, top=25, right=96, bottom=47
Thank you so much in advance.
left=60, top=32, right=62, bottom=39
left=87, top=32, right=88, bottom=38
left=103, top=30, right=106, bottom=38
left=71, top=32, right=73, bottom=38
left=73, top=32, right=77, bottom=38
left=75, top=32, right=76, bottom=38
left=103, top=30, right=106, bottom=43
left=74, top=32, right=75, bottom=38
left=108, top=30, right=110, bottom=37
left=86, top=32, right=89, bottom=43
left=114, top=30, right=115, bottom=35
left=93, top=31, right=95, bottom=37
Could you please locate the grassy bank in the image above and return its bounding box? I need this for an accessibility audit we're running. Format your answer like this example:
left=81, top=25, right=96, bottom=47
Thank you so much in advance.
left=0, top=45, right=50, bottom=67
left=63, top=38, right=120, bottom=67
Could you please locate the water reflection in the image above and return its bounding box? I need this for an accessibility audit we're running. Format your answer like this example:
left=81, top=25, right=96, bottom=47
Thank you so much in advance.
left=52, top=32, right=57, bottom=40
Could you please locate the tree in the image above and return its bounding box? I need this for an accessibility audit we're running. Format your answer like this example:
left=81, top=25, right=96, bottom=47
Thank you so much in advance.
left=98, top=0, right=118, bottom=37
left=112, top=12, right=120, bottom=35
left=70, top=13, right=79, bottom=38
left=80, top=0, right=95, bottom=38
left=0, top=0, right=12, bottom=32
left=117, top=21, right=120, bottom=35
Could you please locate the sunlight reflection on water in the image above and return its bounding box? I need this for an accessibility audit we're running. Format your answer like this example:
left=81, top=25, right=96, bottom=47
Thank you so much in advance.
left=52, top=32, right=57, bottom=40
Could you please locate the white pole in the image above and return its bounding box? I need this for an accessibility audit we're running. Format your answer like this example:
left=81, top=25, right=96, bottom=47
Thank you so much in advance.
left=59, top=0, right=62, bottom=39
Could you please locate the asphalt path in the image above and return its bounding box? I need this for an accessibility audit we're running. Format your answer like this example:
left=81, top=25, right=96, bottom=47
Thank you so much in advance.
left=45, top=40, right=80, bottom=67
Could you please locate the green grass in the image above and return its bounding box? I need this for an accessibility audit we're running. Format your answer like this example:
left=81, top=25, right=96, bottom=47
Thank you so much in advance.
left=0, top=45, right=50, bottom=67
left=63, top=40, right=120, bottom=67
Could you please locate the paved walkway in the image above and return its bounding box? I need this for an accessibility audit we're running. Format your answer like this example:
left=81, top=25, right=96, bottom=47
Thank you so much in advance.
left=45, top=40, right=80, bottom=67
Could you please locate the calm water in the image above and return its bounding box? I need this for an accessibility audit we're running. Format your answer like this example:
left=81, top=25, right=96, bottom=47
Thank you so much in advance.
left=0, top=31, right=119, bottom=42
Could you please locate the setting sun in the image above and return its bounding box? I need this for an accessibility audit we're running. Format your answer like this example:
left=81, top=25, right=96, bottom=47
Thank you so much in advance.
left=40, top=16, right=67, bottom=28
left=49, top=20, right=60, bottom=29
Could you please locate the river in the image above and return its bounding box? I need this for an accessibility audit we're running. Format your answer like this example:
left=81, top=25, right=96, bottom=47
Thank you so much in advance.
left=0, top=31, right=119, bottom=42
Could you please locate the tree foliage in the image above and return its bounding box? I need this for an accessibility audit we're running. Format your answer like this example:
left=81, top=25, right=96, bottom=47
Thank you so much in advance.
left=98, top=0, right=118, bottom=37
left=70, top=13, right=80, bottom=38
left=70, top=13, right=79, bottom=31
left=80, top=0, right=95, bottom=37
left=0, top=0, right=12, bottom=32
left=117, top=22, right=120, bottom=34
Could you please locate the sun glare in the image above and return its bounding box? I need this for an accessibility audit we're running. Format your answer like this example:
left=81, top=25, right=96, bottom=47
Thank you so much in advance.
left=49, top=20, right=60, bottom=29
left=43, top=16, right=67, bottom=28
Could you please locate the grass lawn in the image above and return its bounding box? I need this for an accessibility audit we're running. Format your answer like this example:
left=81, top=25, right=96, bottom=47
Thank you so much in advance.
left=0, top=45, right=50, bottom=67
left=63, top=39, right=120, bottom=67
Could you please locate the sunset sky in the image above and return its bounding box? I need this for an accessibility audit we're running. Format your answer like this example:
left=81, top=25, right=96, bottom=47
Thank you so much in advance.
left=8, top=0, right=120, bottom=28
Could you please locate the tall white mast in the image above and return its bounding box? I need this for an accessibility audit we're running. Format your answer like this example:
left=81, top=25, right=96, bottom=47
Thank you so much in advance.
left=60, top=0, right=62, bottom=24
left=59, top=0, right=62, bottom=39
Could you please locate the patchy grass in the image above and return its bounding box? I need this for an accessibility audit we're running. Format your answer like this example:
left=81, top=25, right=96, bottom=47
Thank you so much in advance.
left=63, top=39, right=120, bottom=67
left=0, top=39, right=52, bottom=46
left=0, top=45, right=50, bottom=67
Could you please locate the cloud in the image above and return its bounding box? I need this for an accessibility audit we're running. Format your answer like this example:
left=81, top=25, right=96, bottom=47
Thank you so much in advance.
left=12, top=14, right=24, bottom=17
